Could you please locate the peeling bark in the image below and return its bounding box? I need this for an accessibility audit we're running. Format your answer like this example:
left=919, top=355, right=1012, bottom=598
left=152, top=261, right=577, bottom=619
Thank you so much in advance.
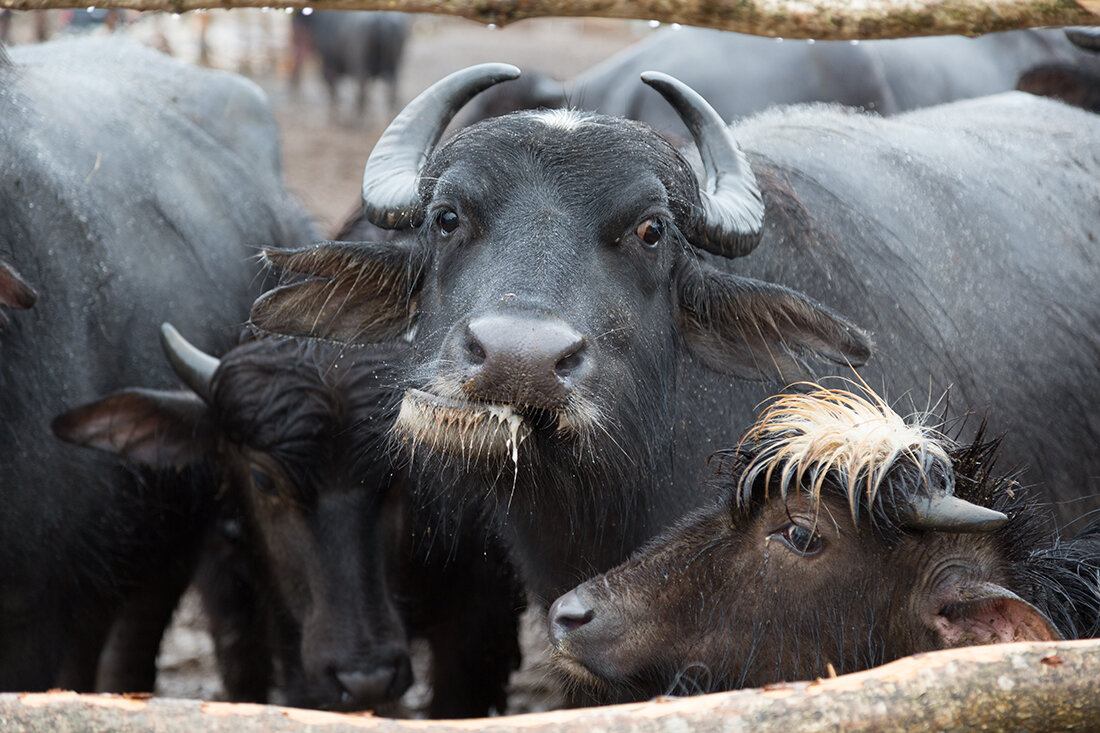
left=0, top=0, right=1099, bottom=38
left=2, top=640, right=1099, bottom=732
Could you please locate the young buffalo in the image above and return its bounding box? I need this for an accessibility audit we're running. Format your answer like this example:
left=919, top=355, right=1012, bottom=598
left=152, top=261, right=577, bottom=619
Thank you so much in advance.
left=54, top=327, right=523, bottom=716
left=548, top=385, right=1100, bottom=703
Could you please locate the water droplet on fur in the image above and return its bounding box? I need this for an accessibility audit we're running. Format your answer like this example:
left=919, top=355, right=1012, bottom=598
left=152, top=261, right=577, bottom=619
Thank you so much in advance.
left=302, top=6, right=313, bottom=14
left=775, top=37, right=784, bottom=43
left=648, top=19, right=660, bottom=28
left=486, top=23, right=497, bottom=30
left=807, top=39, right=815, bottom=44
left=670, top=23, right=681, bottom=30
left=850, top=39, right=860, bottom=45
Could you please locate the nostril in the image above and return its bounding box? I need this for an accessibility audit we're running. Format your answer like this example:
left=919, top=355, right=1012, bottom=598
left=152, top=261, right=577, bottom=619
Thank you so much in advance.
left=559, top=608, right=594, bottom=631
left=555, top=347, right=584, bottom=378
left=466, top=334, right=487, bottom=365
left=548, top=589, right=595, bottom=645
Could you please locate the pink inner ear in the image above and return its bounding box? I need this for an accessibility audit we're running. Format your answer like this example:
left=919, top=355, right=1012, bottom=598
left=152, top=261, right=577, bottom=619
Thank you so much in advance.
left=934, top=597, right=1061, bottom=646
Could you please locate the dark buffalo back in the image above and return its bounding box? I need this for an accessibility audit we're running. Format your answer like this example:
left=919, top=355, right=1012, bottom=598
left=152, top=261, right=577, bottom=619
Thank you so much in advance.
left=0, top=37, right=312, bottom=690
left=465, top=28, right=1096, bottom=136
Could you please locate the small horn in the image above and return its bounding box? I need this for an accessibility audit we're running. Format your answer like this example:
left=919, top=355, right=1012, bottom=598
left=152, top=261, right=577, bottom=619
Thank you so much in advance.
left=640, top=71, right=764, bottom=258
left=362, top=63, right=521, bottom=230
left=901, top=493, right=1008, bottom=533
left=160, top=323, right=219, bottom=403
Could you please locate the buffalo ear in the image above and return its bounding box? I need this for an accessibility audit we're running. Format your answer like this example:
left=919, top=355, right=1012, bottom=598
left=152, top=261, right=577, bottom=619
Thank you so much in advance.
left=675, top=262, right=873, bottom=382
left=250, top=239, right=426, bottom=344
left=52, top=389, right=213, bottom=470
left=928, top=580, right=1062, bottom=646
left=0, top=259, right=37, bottom=326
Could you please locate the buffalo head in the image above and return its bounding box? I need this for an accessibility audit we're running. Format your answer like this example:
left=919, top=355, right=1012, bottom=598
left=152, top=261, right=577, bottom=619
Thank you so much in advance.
left=53, top=326, right=412, bottom=711
left=546, top=385, right=1085, bottom=703
left=249, top=66, right=874, bottom=598
left=251, top=65, right=871, bottom=467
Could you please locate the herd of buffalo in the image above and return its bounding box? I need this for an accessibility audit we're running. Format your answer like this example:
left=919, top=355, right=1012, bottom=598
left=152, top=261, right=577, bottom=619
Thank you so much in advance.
left=2, top=17, right=1100, bottom=717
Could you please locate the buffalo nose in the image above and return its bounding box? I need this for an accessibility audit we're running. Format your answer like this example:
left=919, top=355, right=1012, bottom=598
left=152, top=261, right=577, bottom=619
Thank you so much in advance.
left=548, top=588, right=595, bottom=646
left=465, top=315, right=588, bottom=406
left=335, top=655, right=412, bottom=708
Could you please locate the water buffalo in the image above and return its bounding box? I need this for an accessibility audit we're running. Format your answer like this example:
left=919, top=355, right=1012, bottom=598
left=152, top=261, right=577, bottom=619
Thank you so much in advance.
left=464, top=28, right=1098, bottom=136
left=54, top=328, right=523, bottom=715
left=249, top=65, right=1100, bottom=605
left=548, top=385, right=1100, bottom=702
left=291, top=10, right=411, bottom=122
left=0, top=37, right=312, bottom=691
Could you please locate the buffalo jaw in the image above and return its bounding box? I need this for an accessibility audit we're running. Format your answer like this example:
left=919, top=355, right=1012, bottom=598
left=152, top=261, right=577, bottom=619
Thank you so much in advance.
left=394, top=388, right=531, bottom=464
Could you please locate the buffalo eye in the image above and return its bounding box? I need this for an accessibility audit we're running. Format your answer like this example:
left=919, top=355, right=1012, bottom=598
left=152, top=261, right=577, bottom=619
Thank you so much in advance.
left=439, top=209, right=460, bottom=236
left=635, top=217, right=663, bottom=247
left=251, top=469, right=277, bottom=496
left=777, top=523, right=824, bottom=556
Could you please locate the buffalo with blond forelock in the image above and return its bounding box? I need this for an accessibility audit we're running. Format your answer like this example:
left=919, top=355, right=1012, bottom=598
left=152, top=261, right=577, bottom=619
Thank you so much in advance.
left=548, top=385, right=1100, bottom=703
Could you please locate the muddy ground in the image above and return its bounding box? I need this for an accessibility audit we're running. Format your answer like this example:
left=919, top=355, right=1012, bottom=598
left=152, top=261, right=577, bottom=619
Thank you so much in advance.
left=127, top=13, right=649, bottom=714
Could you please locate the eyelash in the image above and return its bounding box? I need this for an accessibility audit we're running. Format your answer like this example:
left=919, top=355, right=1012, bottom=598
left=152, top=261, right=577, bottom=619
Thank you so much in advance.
left=774, top=523, right=824, bottom=556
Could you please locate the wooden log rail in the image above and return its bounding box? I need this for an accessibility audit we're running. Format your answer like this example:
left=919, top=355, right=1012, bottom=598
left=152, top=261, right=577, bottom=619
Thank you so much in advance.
left=0, top=0, right=1099, bottom=39
left=2, top=639, right=1099, bottom=732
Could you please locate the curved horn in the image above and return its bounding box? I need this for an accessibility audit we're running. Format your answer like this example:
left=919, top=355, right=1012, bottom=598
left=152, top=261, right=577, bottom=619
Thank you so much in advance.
left=901, top=493, right=1008, bottom=533
left=640, top=71, right=764, bottom=258
left=159, top=322, right=219, bottom=404
left=362, top=63, right=521, bottom=230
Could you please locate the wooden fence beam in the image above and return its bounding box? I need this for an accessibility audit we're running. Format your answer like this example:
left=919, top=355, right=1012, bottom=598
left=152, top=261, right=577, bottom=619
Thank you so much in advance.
left=1, top=0, right=1100, bottom=39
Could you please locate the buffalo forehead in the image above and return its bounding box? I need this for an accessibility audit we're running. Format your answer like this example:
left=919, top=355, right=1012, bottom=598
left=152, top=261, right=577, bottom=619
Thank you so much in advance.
left=425, top=115, right=689, bottom=216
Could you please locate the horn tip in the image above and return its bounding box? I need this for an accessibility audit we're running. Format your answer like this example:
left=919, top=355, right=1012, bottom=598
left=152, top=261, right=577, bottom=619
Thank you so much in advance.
left=639, top=70, right=677, bottom=89
left=486, top=62, right=521, bottom=80
left=443, top=61, right=521, bottom=86
left=159, top=322, right=180, bottom=352
left=907, top=494, right=1010, bottom=533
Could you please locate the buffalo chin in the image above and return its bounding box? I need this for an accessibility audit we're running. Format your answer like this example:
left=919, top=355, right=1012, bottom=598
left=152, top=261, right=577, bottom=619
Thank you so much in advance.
left=549, top=649, right=611, bottom=696
left=394, top=388, right=532, bottom=462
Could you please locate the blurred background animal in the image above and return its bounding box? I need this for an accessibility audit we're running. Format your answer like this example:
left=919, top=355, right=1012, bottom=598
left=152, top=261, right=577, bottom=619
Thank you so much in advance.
left=290, top=10, right=411, bottom=124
